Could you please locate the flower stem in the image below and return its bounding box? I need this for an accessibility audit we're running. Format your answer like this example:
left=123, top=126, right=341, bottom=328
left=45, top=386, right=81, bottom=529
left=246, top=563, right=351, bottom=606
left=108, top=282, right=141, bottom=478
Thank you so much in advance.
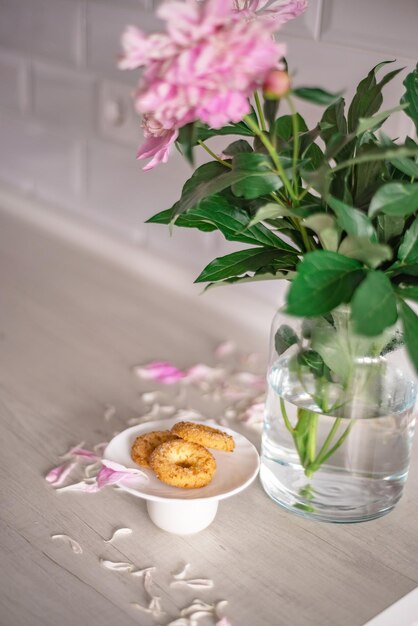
left=197, top=140, right=232, bottom=169
left=286, top=94, right=300, bottom=196
left=243, top=114, right=297, bottom=201
left=254, top=91, right=267, bottom=132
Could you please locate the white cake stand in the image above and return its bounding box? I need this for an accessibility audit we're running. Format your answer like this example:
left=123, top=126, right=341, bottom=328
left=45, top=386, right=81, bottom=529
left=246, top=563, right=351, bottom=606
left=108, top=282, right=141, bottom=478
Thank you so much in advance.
left=103, top=418, right=260, bottom=535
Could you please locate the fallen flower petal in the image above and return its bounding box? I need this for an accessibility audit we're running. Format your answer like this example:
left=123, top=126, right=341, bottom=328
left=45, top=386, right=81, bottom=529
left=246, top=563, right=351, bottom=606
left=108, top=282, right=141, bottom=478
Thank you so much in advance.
left=170, top=578, right=214, bottom=589
left=133, top=361, right=187, bottom=384
left=216, top=618, right=233, bottom=626
left=55, top=481, right=99, bottom=493
left=131, top=566, right=156, bottom=577
left=104, top=527, right=133, bottom=543
left=51, top=534, right=83, bottom=554
left=100, top=559, right=134, bottom=572
left=172, top=562, right=191, bottom=580
left=45, top=460, right=77, bottom=486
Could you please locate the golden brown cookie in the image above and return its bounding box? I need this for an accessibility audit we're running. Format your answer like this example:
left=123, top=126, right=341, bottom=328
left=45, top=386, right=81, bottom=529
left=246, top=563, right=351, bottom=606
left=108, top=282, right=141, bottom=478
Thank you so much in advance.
left=131, top=431, right=179, bottom=468
left=149, top=439, right=216, bottom=489
left=171, top=421, right=235, bottom=452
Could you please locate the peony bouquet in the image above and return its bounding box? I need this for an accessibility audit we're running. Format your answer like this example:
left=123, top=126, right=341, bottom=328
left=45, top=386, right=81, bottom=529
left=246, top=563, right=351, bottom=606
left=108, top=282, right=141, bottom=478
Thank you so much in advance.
left=120, top=0, right=418, bottom=374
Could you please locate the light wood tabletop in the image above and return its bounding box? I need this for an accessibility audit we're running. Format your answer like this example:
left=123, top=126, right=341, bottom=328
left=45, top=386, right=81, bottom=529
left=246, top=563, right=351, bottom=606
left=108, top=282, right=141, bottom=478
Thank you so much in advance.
left=1, top=206, right=417, bottom=626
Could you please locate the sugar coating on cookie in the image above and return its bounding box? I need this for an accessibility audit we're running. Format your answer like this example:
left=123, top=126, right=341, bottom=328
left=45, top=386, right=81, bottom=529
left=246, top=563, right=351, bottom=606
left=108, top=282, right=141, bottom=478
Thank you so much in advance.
left=131, top=431, right=179, bottom=468
left=150, top=439, right=216, bottom=489
left=171, top=421, right=235, bottom=452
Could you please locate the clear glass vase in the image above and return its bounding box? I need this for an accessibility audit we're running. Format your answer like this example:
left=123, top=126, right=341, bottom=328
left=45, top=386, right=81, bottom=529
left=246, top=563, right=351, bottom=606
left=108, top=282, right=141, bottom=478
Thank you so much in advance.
left=260, top=302, right=418, bottom=523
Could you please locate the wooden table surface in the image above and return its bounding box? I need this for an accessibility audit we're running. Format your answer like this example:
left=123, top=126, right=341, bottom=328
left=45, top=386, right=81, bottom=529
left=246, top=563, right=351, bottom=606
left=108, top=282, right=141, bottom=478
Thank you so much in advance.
left=1, top=206, right=417, bottom=626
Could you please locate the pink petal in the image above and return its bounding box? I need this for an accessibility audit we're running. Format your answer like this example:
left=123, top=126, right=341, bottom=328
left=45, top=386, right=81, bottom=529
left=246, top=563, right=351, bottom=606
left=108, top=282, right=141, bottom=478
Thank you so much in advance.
left=134, top=361, right=186, bottom=384
left=69, top=447, right=98, bottom=460
left=55, top=481, right=99, bottom=493
left=45, top=461, right=77, bottom=486
left=136, top=129, right=178, bottom=171
left=217, top=619, right=233, bottom=626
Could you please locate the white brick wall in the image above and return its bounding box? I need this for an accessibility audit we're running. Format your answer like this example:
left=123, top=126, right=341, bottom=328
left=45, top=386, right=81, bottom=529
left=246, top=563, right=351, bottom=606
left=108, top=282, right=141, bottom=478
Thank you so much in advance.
left=0, top=0, right=416, bottom=305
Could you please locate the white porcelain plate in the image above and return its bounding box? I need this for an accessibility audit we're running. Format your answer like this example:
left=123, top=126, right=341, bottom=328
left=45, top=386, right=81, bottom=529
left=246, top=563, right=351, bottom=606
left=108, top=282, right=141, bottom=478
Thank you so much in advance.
left=104, top=418, right=260, bottom=503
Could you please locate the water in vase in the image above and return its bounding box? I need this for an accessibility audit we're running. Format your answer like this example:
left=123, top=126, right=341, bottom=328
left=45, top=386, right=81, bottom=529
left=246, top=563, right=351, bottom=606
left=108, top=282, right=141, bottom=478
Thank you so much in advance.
left=260, top=356, right=417, bottom=522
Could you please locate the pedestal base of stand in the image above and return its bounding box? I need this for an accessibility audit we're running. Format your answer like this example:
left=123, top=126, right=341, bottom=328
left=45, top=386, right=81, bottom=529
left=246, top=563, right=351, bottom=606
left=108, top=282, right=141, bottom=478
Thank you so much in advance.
left=146, top=499, right=219, bottom=535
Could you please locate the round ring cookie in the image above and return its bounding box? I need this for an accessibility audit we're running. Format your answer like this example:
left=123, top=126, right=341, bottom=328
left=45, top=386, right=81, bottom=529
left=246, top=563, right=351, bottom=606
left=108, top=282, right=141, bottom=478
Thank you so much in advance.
left=150, top=439, right=216, bottom=489
left=171, top=421, right=235, bottom=452
left=131, top=431, right=179, bottom=468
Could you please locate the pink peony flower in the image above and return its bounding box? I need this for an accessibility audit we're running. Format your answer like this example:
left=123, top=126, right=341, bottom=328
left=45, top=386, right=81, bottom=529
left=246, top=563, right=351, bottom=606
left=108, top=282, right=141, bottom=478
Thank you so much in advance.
left=120, top=0, right=285, bottom=168
left=234, top=0, right=308, bottom=23
left=137, top=114, right=179, bottom=171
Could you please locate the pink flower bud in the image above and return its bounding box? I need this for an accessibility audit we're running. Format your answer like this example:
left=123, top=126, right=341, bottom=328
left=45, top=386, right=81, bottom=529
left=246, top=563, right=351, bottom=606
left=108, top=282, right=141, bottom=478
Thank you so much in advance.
left=263, top=70, right=291, bottom=99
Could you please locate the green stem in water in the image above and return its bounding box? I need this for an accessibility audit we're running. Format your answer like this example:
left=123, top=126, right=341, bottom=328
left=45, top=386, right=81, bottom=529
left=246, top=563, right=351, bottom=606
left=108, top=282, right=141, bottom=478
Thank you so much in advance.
left=243, top=114, right=297, bottom=201
left=197, top=140, right=232, bottom=169
left=254, top=91, right=267, bottom=132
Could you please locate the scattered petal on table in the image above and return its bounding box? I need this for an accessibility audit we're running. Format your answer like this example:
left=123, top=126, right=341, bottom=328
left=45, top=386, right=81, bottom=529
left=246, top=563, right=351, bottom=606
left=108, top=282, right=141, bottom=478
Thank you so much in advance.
left=171, top=578, right=214, bottom=589
left=166, top=619, right=190, bottom=626
left=131, top=566, right=156, bottom=577
left=55, top=480, right=99, bottom=493
left=215, top=600, right=229, bottom=616
left=96, top=460, right=148, bottom=489
left=104, top=527, right=133, bottom=543
left=68, top=447, right=98, bottom=460
left=181, top=599, right=214, bottom=616
left=45, top=460, right=77, bottom=486
left=51, top=534, right=83, bottom=554
left=93, top=441, right=108, bottom=455
left=100, top=559, right=134, bottom=572
left=130, top=602, right=152, bottom=614
left=216, top=618, right=233, bottom=626
left=241, top=401, right=265, bottom=427
left=133, top=361, right=187, bottom=384
left=84, top=461, right=102, bottom=479
left=172, top=562, right=191, bottom=580
left=215, top=341, right=236, bottom=359
left=148, top=596, right=164, bottom=617
left=103, top=405, right=116, bottom=421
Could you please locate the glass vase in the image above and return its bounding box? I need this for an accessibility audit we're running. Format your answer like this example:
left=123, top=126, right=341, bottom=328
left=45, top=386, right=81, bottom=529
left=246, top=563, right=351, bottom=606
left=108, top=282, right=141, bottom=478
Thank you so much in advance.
left=260, top=301, right=418, bottom=523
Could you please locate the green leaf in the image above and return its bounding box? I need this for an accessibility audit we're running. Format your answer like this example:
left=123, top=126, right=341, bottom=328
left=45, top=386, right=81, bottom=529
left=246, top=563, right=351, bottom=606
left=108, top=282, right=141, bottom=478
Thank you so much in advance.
left=263, top=98, right=280, bottom=131
left=398, top=217, right=418, bottom=262
left=247, top=202, right=294, bottom=227
left=368, top=182, right=418, bottom=217
left=351, top=271, right=397, bottom=336
left=231, top=153, right=282, bottom=199
left=352, top=143, right=387, bottom=208
left=223, top=140, right=253, bottom=157
left=183, top=195, right=297, bottom=251
left=293, top=87, right=341, bottom=106
left=195, top=121, right=254, bottom=141
left=297, top=350, right=325, bottom=377
left=327, top=195, right=375, bottom=238
left=203, top=271, right=290, bottom=291
left=347, top=61, right=402, bottom=133
left=401, top=63, right=418, bottom=134
left=339, top=236, right=392, bottom=268
left=195, top=247, right=295, bottom=283
left=396, top=285, right=418, bottom=302
left=286, top=251, right=365, bottom=316
left=149, top=194, right=298, bottom=252
left=379, top=132, right=418, bottom=177
left=319, top=97, right=347, bottom=145
left=333, top=145, right=418, bottom=174
left=147, top=207, right=218, bottom=232
left=356, top=104, right=409, bottom=135
left=376, top=215, right=405, bottom=242
left=304, top=213, right=340, bottom=251
left=398, top=299, right=418, bottom=373
left=275, top=325, right=299, bottom=355
left=176, top=123, right=197, bottom=165
left=275, top=114, right=308, bottom=142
